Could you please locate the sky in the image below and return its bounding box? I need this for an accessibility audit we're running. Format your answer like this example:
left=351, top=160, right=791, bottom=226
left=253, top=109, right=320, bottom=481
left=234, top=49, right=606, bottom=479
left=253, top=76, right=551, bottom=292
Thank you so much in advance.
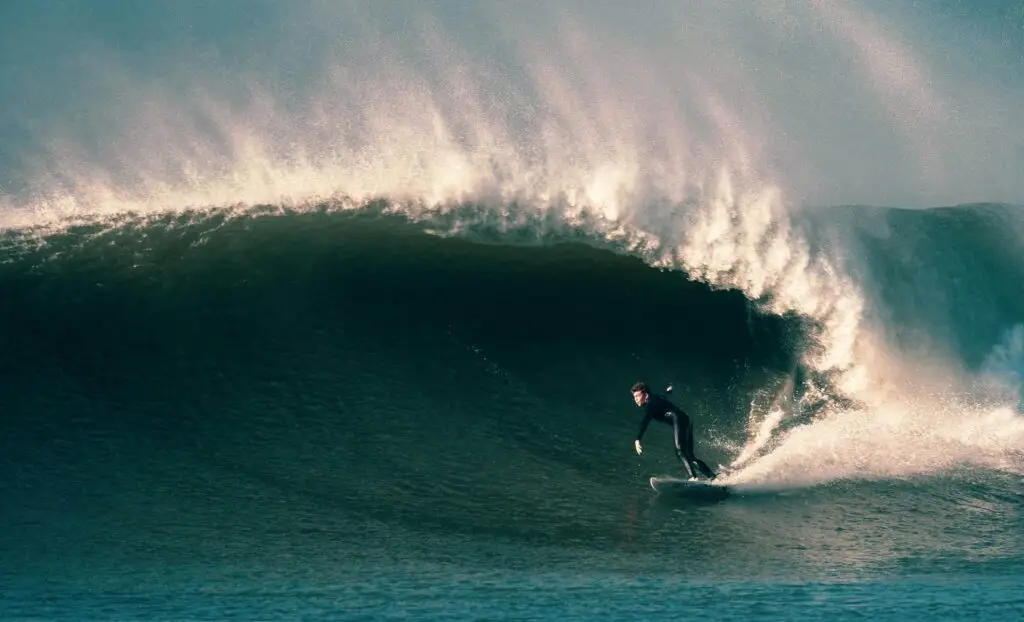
left=1, top=0, right=1022, bottom=220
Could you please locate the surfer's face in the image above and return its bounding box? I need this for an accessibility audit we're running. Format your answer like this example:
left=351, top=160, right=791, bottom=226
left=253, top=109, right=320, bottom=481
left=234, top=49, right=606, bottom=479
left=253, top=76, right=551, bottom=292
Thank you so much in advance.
left=632, top=390, right=648, bottom=407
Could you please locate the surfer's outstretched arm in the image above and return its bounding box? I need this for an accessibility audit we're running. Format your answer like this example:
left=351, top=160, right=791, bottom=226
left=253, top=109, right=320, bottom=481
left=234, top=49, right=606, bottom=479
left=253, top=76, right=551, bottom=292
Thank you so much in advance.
left=634, top=413, right=653, bottom=455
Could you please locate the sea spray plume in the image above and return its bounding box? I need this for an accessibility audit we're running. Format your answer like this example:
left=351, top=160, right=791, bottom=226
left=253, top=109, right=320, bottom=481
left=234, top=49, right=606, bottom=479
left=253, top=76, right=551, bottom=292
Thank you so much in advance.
left=981, top=324, right=1024, bottom=410
left=1, top=7, right=763, bottom=235
left=0, top=3, right=799, bottom=226
left=6, top=2, right=1022, bottom=226
left=723, top=389, right=1024, bottom=489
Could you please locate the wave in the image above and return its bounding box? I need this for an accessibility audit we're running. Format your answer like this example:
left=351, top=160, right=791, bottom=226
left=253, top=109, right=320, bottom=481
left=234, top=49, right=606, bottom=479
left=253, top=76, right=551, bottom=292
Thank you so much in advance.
left=4, top=197, right=1023, bottom=501
left=2, top=1, right=1023, bottom=509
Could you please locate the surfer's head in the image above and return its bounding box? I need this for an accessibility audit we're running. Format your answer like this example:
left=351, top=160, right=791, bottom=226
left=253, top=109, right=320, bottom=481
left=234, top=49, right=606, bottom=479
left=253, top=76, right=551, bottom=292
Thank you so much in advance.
left=631, top=381, right=650, bottom=406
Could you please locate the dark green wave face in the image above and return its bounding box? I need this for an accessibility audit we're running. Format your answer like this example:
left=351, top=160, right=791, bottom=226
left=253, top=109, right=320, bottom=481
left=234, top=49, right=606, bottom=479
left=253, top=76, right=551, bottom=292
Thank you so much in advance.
left=0, top=210, right=797, bottom=554
left=2, top=207, right=1023, bottom=608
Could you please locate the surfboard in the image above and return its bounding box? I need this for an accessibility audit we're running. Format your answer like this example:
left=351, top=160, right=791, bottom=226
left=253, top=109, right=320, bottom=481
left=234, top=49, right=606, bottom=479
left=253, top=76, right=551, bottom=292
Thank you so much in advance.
left=649, top=476, right=730, bottom=499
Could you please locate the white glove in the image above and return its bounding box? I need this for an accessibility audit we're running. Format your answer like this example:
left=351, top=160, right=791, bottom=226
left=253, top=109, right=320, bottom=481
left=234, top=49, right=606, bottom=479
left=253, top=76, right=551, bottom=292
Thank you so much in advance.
left=634, top=439, right=643, bottom=455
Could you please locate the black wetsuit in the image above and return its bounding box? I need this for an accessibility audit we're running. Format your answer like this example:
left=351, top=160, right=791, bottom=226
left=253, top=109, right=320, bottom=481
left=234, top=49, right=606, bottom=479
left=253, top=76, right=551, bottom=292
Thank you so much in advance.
left=636, top=394, right=717, bottom=479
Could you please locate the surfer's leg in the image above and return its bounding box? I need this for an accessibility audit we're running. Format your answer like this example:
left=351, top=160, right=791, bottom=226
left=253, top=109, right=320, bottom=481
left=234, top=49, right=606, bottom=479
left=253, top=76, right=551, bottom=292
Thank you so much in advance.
left=692, top=457, right=717, bottom=479
left=670, top=414, right=697, bottom=478
left=677, top=416, right=717, bottom=479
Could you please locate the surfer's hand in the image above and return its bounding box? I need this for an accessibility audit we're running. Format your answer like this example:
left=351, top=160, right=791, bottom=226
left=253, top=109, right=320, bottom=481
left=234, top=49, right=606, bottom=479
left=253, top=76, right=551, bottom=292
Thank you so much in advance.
left=634, top=440, right=643, bottom=455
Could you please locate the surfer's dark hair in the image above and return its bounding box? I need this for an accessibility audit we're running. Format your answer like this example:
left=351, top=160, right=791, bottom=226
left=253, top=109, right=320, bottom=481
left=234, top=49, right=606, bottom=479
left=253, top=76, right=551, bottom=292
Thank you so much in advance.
left=631, top=382, right=650, bottom=394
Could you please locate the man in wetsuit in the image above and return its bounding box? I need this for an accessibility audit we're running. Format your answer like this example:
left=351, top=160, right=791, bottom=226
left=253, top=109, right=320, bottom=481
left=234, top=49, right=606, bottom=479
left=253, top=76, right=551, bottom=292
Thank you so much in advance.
left=631, top=381, right=717, bottom=480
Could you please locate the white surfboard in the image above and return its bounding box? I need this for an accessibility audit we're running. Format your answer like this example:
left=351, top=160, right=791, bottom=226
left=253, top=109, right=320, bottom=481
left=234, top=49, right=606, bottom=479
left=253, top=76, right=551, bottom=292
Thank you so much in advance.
left=649, top=476, right=730, bottom=499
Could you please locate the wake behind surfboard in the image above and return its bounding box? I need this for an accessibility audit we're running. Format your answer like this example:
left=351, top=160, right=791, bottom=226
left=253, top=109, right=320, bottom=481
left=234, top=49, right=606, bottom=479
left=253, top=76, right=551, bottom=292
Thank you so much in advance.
left=649, top=476, right=731, bottom=500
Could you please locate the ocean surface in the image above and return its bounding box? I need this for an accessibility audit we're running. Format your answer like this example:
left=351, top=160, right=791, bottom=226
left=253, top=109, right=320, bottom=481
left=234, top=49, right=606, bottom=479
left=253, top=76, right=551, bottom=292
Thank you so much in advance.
left=2, top=203, right=1023, bottom=620
left=3, top=1, right=1024, bottom=619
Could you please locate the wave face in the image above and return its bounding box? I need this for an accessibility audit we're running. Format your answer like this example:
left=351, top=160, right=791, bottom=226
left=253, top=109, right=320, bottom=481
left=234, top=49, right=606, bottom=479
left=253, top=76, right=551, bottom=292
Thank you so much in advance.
left=2, top=203, right=1023, bottom=583
left=0, top=209, right=800, bottom=516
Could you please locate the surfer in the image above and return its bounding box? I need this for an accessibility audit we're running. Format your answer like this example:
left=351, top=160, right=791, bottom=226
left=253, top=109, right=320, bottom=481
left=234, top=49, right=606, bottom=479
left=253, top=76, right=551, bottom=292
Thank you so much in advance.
left=631, top=381, right=717, bottom=480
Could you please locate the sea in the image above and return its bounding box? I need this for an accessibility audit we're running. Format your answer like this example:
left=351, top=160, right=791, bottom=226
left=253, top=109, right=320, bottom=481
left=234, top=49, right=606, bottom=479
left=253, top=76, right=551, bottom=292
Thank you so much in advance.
left=2, top=2, right=1024, bottom=620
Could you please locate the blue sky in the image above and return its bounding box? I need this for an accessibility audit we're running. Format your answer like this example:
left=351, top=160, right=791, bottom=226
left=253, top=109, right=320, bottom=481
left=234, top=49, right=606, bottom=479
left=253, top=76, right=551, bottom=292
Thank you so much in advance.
left=1, top=1, right=1022, bottom=213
